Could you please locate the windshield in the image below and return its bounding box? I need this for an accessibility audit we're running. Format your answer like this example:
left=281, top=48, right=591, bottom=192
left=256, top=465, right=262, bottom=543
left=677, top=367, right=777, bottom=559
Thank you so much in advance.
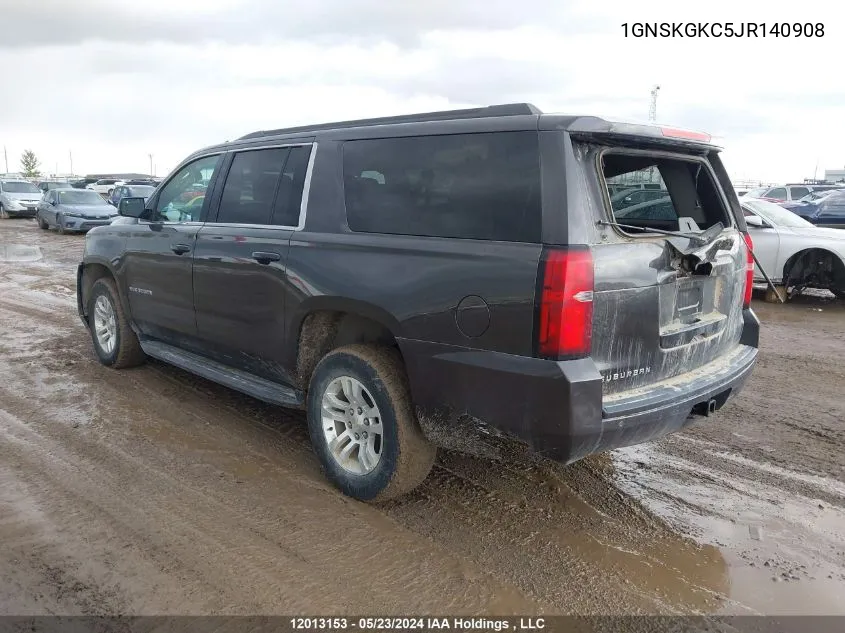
left=58, top=190, right=109, bottom=205
left=2, top=181, right=40, bottom=193
left=127, top=185, right=155, bottom=197
left=743, top=199, right=814, bottom=228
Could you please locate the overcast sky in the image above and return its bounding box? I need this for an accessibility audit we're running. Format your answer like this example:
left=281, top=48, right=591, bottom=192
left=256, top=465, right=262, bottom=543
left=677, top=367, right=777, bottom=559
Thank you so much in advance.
left=0, top=0, right=841, bottom=183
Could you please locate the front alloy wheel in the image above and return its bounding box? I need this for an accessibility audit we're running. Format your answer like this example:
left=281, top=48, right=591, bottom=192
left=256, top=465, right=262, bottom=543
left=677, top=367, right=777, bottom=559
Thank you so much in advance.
left=93, top=295, right=117, bottom=356
left=86, top=277, right=146, bottom=368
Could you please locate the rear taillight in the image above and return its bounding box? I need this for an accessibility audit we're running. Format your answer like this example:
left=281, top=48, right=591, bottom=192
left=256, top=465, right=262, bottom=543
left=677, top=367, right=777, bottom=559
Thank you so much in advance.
left=742, top=232, right=754, bottom=308
left=536, top=247, right=594, bottom=359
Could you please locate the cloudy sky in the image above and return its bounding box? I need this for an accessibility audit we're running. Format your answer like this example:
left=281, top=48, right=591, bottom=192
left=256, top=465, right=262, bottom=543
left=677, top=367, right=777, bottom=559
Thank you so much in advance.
left=1, top=0, right=841, bottom=183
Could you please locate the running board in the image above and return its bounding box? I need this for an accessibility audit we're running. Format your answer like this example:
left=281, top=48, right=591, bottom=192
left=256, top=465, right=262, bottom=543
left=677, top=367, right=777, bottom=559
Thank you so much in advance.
left=140, top=340, right=304, bottom=407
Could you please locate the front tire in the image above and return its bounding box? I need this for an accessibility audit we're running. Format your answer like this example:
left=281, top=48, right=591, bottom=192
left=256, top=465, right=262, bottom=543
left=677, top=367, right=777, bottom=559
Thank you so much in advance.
left=87, top=278, right=146, bottom=368
left=306, top=344, right=436, bottom=502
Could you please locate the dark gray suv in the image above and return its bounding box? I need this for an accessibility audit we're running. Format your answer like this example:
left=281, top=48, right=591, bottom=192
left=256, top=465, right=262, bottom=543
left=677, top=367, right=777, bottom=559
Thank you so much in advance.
left=76, top=103, right=759, bottom=501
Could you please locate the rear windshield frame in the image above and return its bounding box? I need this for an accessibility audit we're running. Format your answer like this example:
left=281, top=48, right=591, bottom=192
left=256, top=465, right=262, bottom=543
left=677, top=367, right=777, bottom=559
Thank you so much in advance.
left=594, top=146, right=735, bottom=239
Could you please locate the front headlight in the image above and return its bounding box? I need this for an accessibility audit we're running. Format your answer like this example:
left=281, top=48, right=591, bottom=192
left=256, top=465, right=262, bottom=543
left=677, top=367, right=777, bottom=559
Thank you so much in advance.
left=6, top=199, right=24, bottom=210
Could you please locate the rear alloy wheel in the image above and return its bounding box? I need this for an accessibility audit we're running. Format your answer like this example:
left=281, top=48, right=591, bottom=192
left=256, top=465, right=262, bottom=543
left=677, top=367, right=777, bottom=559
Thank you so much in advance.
left=87, top=277, right=146, bottom=368
left=306, top=344, right=436, bottom=502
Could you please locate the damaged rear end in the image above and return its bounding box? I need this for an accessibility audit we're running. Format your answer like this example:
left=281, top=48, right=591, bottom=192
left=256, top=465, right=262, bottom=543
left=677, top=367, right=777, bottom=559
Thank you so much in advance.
left=533, top=117, right=759, bottom=461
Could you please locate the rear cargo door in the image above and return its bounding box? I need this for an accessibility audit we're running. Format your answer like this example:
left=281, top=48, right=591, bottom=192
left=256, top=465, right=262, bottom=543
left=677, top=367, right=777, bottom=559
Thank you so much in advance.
left=575, top=142, right=748, bottom=396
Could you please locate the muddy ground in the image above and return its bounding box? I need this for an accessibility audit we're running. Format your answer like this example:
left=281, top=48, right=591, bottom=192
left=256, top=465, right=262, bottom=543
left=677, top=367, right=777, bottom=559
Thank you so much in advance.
left=1, top=218, right=843, bottom=617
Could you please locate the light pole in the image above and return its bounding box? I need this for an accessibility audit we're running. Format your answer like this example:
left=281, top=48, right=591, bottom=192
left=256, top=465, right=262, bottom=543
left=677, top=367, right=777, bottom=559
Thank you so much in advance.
left=649, top=85, right=661, bottom=122
left=148, top=154, right=154, bottom=177
left=69, top=150, right=74, bottom=177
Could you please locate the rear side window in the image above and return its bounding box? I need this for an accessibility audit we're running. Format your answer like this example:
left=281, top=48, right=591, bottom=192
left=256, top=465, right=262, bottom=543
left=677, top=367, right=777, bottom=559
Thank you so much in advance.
left=271, top=145, right=311, bottom=227
left=218, top=148, right=289, bottom=225
left=342, top=132, right=541, bottom=242
left=766, top=187, right=787, bottom=199
left=789, top=186, right=810, bottom=199
left=601, top=153, right=730, bottom=234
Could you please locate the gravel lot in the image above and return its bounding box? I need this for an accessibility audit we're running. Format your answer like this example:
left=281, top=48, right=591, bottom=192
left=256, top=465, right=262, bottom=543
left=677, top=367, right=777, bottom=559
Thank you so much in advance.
left=1, top=218, right=843, bottom=617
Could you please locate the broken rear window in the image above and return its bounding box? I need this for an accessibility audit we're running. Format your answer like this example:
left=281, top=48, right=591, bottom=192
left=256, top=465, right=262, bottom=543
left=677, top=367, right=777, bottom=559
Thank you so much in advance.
left=600, top=152, right=731, bottom=235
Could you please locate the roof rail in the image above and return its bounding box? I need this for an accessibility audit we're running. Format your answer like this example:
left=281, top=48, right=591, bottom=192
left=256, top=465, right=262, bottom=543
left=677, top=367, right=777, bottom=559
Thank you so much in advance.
left=237, top=103, right=542, bottom=141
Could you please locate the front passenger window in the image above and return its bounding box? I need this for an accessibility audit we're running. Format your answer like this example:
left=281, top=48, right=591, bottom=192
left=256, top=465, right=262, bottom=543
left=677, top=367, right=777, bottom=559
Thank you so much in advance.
left=153, top=154, right=221, bottom=223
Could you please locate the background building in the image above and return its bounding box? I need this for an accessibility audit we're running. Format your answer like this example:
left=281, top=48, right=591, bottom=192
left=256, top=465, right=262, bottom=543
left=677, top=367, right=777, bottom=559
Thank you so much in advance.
left=823, top=169, right=845, bottom=183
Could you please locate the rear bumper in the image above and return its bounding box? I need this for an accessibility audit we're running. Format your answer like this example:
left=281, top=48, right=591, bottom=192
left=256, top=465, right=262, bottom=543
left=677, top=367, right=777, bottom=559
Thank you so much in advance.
left=401, top=308, right=760, bottom=464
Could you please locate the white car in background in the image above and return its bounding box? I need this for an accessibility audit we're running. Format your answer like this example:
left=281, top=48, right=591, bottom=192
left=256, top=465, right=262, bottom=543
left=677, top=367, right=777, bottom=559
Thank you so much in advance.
left=741, top=197, right=845, bottom=299
left=86, top=178, right=125, bottom=196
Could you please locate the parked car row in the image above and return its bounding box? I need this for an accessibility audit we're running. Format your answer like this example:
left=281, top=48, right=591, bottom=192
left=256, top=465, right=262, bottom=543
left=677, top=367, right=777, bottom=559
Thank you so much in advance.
left=746, top=182, right=845, bottom=203
left=0, top=176, right=160, bottom=232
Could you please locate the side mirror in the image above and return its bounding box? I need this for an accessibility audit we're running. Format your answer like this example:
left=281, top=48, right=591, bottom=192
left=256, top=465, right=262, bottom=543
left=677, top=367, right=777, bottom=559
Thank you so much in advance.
left=744, top=215, right=769, bottom=228
left=118, top=197, right=146, bottom=218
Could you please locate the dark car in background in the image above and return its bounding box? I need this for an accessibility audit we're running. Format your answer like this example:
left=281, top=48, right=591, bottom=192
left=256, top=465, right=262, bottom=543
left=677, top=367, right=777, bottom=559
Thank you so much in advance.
left=38, top=180, right=75, bottom=195
left=76, top=103, right=759, bottom=502
left=71, top=177, right=100, bottom=189
left=785, top=190, right=845, bottom=229
left=108, top=184, right=157, bottom=207
left=37, top=188, right=119, bottom=233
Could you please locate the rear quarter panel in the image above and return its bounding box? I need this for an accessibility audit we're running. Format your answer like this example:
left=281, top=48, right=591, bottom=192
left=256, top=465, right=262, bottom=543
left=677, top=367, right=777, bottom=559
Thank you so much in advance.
left=284, top=141, right=543, bottom=362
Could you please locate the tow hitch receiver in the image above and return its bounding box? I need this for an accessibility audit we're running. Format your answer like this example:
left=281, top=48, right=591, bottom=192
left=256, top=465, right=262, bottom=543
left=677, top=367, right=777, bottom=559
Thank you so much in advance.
left=691, top=389, right=733, bottom=417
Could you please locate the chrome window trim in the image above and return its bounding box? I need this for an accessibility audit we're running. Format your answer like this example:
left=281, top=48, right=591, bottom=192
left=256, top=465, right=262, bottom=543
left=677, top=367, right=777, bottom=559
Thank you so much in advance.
left=208, top=142, right=316, bottom=231
left=140, top=142, right=316, bottom=230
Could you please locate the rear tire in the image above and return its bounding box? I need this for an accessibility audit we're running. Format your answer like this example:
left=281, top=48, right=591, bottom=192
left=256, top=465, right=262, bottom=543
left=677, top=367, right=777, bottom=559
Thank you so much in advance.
left=87, top=277, right=146, bottom=369
left=306, top=344, right=436, bottom=502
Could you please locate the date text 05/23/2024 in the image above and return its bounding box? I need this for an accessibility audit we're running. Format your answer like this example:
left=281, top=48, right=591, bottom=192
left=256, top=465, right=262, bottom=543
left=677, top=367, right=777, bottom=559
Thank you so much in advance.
left=289, top=617, right=547, bottom=631
left=621, top=22, right=824, bottom=37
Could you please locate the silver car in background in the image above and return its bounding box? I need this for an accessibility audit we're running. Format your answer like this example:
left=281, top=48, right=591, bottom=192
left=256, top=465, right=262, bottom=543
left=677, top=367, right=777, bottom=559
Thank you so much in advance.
left=741, top=197, right=845, bottom=299
left=0, top=180, right=42, bottom=218
left=36, top=188, right=119, bottom=234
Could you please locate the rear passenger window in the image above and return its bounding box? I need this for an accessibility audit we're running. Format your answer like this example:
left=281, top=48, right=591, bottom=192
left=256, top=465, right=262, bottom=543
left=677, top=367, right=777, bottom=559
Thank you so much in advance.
left=601, top=154, right=730, bottom=234
left=789, top=186, right=809, bottom=199
left=271, top=145, right=311, bottom=227
left=766, top=187, right=787, bottom=200
left=342, top=132, right=541, bottom=242
left=218, top=148, right=288, bottom=225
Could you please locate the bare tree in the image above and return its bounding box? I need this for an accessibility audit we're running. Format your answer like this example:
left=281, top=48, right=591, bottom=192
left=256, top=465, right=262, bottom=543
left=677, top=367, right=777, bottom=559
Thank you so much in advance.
left=20, top=149, right=41, bottom=178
